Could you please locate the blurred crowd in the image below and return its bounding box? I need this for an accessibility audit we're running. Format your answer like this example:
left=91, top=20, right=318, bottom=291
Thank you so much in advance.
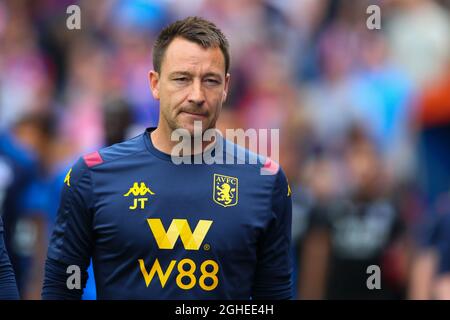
left=0, top=0, right=449, bottom=299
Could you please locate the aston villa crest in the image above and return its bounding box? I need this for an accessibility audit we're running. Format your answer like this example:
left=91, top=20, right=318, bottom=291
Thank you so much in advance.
left=213, top=174, right=238, bottom=207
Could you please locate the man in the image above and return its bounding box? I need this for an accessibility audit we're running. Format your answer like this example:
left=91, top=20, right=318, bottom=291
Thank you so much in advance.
left=0, top=216, right=19, bottom=299
left=42, top=16, right=292, bottom=299
left=298, top=128, right=407, bottom=299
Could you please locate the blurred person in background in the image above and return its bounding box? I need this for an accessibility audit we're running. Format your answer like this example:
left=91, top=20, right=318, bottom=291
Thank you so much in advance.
left=0, top=0, right=53, bottom=131
left=295, top=150, right=339, bottom=299
left=385, top=0, right=450, bottom=88
left=298, top=127, right=409, bottom=299
left=103, top=98, right=133, bottom=147
left=413, top=58, right=450, bottom=217
left=350, top=29, right=414, bottom=183
left=16, top=111, right=78, bottom=300
left=408, top=58, right=450, bottom=300
left=0, top=113, right=56, bottom=298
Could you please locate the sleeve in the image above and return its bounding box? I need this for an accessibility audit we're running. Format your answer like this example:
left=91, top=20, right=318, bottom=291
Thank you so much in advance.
left=42, top=157, right=94, bottom=300
left=0, top=216, right=20, bottom=300
left=252, top=168, right=293, bottom=300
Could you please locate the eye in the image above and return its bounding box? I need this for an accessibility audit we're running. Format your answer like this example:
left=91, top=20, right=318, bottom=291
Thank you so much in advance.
left=174, top=77, right=188, bottom=83
left=204, top=78, right=220, bottom=85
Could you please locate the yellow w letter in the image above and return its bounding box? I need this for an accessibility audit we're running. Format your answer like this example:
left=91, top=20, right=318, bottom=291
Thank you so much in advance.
left=148, top=219, right=213, bottom=250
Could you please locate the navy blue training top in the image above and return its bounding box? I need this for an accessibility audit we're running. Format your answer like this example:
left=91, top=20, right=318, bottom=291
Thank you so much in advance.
left=42, top=128, right=292, bottom=299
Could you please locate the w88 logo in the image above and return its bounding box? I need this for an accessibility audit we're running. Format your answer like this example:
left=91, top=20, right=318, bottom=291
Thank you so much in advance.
left=139, top=258, right=219, bottom=291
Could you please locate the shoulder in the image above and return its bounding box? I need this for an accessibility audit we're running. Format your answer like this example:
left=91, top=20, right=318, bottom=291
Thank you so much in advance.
left=220, top=137, right=287, bottom=186
left=81, top=133, right=147, bottom=169
left=223, top=137, right=281, bottom=169
left=66, top=133, right=146, bottom=186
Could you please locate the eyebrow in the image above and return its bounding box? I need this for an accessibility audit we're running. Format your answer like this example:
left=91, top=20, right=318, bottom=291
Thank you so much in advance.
left=169, top=71, right=191, bottom=77
left=203, top=72, right=222, bottom=79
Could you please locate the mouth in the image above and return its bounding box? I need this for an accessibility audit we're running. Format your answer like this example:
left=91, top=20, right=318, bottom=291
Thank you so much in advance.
left=179, top=111, right=208, bottom=119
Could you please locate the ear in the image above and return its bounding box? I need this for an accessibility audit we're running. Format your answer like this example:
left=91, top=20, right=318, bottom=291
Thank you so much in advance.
left=149, top=70, right=160, bottom=100
left=222, top=73, right=231, bottom=103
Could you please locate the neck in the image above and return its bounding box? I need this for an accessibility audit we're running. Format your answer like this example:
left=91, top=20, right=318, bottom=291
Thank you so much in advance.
left=150, top=125, right=217, bottom=156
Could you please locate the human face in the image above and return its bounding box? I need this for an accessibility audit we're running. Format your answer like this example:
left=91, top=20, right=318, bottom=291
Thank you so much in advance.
left=347, top=141, right=380, bottom=195
left=149, top=37, right=230, bottom=135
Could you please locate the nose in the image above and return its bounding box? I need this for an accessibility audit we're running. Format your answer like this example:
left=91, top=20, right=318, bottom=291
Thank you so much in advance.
left=188, top=79, right=205, bottom=107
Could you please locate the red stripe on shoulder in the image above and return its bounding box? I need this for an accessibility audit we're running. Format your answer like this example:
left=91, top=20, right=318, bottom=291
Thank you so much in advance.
left=83, top=151, right=103, bottom=168
left=262, top=157, right=279, bottom=175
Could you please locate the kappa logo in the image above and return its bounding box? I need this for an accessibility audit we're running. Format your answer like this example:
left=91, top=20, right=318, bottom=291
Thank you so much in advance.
left=124, top=182, right=155, bottom=210
left=286, top=177, right=292, bottom=197
left=213, top=174, right=238, bottom=207
left=124, top=182, right=155, bottom=197
left=64, top=168, right=72, bottom=187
